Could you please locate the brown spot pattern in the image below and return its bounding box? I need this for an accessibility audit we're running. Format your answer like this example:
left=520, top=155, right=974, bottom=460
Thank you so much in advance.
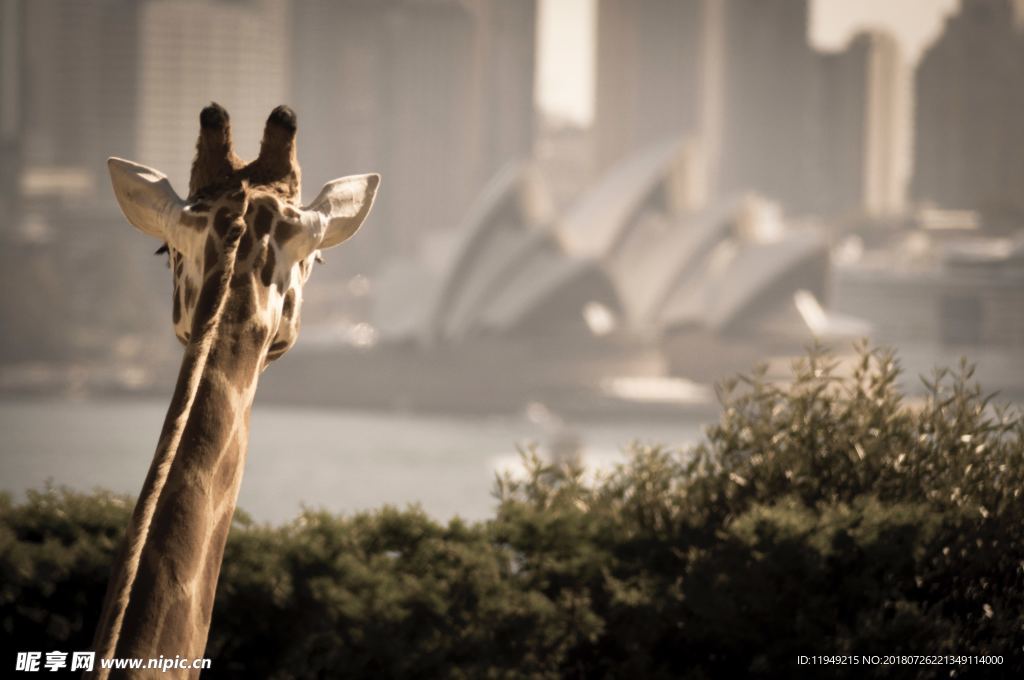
left=229, top=276, right=257, bottom=321
left=208, top=324, right=263, bottom=379
left=203, top=235, right=219, bottom=273
left=213, top=207, right=233, bottom=238
left=237, top=229, right=254, bottom=261
left=181, top=213, right=208, bottom=230
left=200, top=509, right=234, bottom=614
left=190, top=276, right=224, bottom=338
left=212, top=444, right=239, bottom=501
left=281, top=289, right=296, bottom=320
left=184, top=281, right=197, bottom=308
left=179, top=376, right=236, bottom=469
left=253, top=205, right=274, bottom=238
left=223, top=220, right=243, bottom=246
left=260, top=246, right=276, bottom=287
left=273, top=218, right=301, bottom=244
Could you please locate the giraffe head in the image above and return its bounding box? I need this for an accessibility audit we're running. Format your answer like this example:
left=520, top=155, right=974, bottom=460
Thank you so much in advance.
left=108, top=104, right=379, bottom=368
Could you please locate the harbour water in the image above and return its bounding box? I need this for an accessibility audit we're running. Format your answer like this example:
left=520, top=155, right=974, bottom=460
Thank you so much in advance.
left=0, top=398, right=706, bottom=523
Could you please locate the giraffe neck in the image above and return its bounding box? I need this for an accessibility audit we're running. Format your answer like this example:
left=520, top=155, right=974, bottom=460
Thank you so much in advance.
left=90, top=210, right=270, bottom=676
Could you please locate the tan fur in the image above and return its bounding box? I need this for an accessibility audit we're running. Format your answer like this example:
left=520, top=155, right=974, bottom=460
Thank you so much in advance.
left=188, top=104, right=244, bottom=199
left=89, top=105, right=318, bottom=679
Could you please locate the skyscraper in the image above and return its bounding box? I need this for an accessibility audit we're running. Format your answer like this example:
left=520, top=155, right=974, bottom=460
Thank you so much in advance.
left=912, top=0, right=1024, bottom=221
left=593, top=0, right=712, bottom=171
left=292, top=0, right=537, bottom=261
left=815, top=31, right=909, bottom=218
left=136, top=0, right=291, bottom=190
left=589, top=0, right=911, bottom=220
left=0, top=0, right=24, bottom=227
left=20, top=0, right=139, bottom=191
left=860, top=31, right=909, bottom=217
left=715, top=0, right=818, bottom=212
left=477, top=0, right=537, bottom=183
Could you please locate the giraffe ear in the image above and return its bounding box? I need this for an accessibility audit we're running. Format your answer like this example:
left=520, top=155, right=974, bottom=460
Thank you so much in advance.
left=305, top=173, right=380, bottom=249
left=108, top=157, right=185, bottom=240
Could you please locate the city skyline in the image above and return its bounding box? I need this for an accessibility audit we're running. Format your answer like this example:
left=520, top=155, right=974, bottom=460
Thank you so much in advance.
left=4, top=0, right=1016, bottom=228
left=538, top=0, right=959, bottom=126
left=0, top=0, right=1021, bottom=414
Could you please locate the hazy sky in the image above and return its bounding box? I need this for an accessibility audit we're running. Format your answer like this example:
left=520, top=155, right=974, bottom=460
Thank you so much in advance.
left=537, top=0, right=961, bottom=126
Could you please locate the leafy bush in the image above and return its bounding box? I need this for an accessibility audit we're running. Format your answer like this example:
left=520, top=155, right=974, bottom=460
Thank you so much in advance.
left=2, top=345, right=1022, bottom=678
left=0, top=488, right=129, bottom=659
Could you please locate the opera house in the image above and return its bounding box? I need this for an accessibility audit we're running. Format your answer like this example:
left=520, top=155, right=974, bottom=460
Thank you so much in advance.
left=264, top=140, right=859, bottom=415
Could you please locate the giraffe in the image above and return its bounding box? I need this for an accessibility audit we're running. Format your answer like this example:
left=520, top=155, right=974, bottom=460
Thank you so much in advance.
left=86, top=103, right=379, bottom=678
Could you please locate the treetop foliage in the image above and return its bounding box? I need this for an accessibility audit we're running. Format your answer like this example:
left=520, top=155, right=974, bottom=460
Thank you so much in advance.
left=2, top=344, right=1022, bottom=678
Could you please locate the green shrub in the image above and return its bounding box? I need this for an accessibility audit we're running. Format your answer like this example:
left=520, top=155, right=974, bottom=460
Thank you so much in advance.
left=2, top=345, right=1022, bottom=678
left=0, top=488, right=130, bottom=663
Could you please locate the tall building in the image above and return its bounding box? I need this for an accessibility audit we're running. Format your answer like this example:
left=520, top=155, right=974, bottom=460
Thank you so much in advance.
left=592, top=0, right=866, bottom=217
left=3, top=1, right=151, bottom=360
left=715, top=0, right=819, bottom=212
left=136, top=0, right=291, bottom=191
left=592, top=0, right=713, bottom=171
left=17, top=0, right=294, bottom=200
left=293, top=0, right=536, bottom=262
left=590, top=0, right=915, bottom=222
left=20, top=0, right=139, bottom=191
left=912, top=0, right=1024, bottom=221
left=860, top=31, right=909, bottom=217
left=0, top=0, right=24, bottom=228
left=477, top=0, right=537, bottom=183
left=814, top=31, right=909, bottom=218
